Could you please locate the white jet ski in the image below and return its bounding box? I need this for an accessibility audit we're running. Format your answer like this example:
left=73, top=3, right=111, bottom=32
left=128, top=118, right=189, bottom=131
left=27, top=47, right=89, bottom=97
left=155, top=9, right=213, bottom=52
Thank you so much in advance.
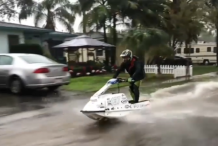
left=80, top=78, right=150, bottom=121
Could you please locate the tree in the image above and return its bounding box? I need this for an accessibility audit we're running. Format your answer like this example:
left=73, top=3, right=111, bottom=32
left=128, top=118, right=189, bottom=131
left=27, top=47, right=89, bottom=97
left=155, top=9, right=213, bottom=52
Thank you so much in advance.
left=120, top=0, right=168, bottom=28
left=163, top=0, right=204, bottom=49
left=73, top=0, right=95, bottom=33
left=18, top=0, right=76, bottom=32
left=121, top=28, right=171, bottom=59
left=121, top=28, right=173, bottom=74
left=81, top=4, right=110, bottom=41
left=76, top=0, right=205, bottom=68
left=0, top=0, right=17, bottom=19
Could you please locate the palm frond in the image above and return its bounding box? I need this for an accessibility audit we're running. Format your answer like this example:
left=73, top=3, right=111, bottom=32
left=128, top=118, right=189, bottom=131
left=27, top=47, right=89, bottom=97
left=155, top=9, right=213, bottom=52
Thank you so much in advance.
left=18, top=0, right=38, bottom=21
left=55, top=7, right=75, bottom=32
left=57, top=17, right=74, bottom=33
left=121, top=28, right=170, bottom=52
left=34, top=4, right=46, bottom=27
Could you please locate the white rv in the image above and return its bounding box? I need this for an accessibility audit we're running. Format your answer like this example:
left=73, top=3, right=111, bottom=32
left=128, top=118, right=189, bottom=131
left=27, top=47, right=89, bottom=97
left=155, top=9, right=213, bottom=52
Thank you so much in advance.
left=175, top=42, right=217, bottom=65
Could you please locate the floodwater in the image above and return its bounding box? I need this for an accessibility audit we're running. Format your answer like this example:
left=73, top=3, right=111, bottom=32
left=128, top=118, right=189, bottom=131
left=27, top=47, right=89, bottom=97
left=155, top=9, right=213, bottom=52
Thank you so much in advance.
left=0, top=80, right=218, bottom=146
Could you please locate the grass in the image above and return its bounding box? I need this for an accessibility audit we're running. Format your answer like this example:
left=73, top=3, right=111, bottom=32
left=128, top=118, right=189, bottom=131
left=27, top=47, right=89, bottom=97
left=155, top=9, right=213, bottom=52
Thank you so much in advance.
left=63, top=73, right=173, bottom=92
left=63, top=65, right=218, bottom=92
left=193, top=65, right=218, bottom=75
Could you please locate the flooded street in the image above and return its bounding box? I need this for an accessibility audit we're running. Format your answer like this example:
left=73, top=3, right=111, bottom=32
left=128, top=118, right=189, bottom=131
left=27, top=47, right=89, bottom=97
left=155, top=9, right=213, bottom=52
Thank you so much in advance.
left=0, top=81, right=218, bottom=146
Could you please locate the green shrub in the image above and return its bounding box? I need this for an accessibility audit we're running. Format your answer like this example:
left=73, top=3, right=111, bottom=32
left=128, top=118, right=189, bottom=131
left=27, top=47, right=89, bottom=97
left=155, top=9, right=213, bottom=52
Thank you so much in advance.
left=10, top=44, right=43, bottom=55
left=87, top=60, right=104, bottom=68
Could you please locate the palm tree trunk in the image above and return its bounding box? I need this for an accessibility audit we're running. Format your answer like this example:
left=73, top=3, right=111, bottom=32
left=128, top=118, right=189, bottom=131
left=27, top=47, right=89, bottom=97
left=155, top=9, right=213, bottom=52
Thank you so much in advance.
left=82, top=11, right=86, bottom=33
left=45, top=10, right=55, bottom=30
left=173, top=0, right=180, bottom=13
left=156, top=56, right=161, bottom=74
left=103, top=21, right=109, bottom=66
left=111, top=13, right=117, bottom=65
left=131, top=19, right=137, bottom=28
left=103, top=22, right=107, bottom=43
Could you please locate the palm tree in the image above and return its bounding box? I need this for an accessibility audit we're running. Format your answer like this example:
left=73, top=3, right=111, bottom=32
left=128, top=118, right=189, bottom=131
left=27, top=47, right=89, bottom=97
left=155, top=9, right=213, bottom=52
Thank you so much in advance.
left=121, top=0, right=168, bottom=28
left=19, top=0, right=76, bottom=32
left=81, top=5, right=110, bottom=41
left=73, top=0, right=95, bottom=33
left=121, top=28, right=171, bottom=58
left=121, top=28, right=173, bottom=74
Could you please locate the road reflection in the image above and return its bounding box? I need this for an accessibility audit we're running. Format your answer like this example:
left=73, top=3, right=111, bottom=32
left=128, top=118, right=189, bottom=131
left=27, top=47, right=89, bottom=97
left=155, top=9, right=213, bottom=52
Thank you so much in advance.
left=0, top=89, right=65, bottom=116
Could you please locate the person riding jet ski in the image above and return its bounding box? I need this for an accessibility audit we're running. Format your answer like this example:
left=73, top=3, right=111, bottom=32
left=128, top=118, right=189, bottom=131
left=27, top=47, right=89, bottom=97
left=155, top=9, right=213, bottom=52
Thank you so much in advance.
left=113, top=49, right=146, bottom=103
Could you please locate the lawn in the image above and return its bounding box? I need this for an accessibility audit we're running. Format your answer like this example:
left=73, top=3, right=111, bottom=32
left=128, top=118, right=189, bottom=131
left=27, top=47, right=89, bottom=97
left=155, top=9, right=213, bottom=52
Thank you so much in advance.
left=193, top=66, right=218, bottom=75
left=63, top=65, right=218, bottom=92
left=63, top=73, right=173, bottom=92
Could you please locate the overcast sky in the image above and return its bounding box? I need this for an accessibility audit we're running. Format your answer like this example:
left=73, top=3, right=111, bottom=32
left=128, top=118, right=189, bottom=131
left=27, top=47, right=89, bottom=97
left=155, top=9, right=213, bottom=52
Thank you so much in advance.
left=4, top=0, right=82, bottom=33
left=2, top=0, right=127, bottom=33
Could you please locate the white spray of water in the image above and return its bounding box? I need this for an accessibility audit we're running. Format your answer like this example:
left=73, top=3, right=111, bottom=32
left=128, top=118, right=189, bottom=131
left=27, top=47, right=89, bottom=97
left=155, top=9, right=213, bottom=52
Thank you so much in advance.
left=124, top=81, right=218, bottom=123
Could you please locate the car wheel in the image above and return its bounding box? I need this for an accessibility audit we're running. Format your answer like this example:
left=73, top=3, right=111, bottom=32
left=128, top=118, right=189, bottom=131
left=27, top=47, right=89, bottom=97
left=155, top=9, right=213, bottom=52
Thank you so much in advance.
left=47, top=85, right=60, bottom=91
left=203, top=60, right=209, bottom=65
left=10, top=77, right=24, bottom=94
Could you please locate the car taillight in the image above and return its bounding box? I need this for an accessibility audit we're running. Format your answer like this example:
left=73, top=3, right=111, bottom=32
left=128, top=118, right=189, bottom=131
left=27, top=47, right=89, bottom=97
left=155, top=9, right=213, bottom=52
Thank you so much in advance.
left=63, top=67, right=68, bottom=72
left=33, top=68, right=49, bottom=73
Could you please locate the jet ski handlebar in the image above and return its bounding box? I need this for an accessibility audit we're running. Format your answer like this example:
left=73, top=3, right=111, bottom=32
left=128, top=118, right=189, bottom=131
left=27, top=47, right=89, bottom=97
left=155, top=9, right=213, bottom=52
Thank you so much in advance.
left=117, top=78, right=128, bottom=83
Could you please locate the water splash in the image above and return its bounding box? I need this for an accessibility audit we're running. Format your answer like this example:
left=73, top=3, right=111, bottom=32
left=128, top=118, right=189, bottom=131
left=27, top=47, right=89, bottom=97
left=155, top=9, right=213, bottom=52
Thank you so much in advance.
left=124, top=81, right=218, bottom=123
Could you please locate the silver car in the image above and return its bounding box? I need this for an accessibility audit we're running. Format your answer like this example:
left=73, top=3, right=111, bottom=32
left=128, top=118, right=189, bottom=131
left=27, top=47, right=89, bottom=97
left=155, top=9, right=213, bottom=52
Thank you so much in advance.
left=0, top=53, right=70, bottom=94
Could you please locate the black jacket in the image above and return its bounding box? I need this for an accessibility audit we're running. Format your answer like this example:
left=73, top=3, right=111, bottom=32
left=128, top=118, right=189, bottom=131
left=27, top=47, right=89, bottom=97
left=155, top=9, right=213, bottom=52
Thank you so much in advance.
left=113, top=56, right=146, bottom=81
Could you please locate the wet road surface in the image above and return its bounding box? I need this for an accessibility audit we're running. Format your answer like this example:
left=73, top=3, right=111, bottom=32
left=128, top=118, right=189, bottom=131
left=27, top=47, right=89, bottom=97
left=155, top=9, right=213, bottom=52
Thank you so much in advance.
left=0, top=81, right=218, bottom=146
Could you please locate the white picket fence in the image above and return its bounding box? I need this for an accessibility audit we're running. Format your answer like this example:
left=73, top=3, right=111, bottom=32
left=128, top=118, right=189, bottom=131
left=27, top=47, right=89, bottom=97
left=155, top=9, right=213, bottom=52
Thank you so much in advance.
left=126, top=65, right=193, bottom=78
left=145, top=65, right=193, bottom=78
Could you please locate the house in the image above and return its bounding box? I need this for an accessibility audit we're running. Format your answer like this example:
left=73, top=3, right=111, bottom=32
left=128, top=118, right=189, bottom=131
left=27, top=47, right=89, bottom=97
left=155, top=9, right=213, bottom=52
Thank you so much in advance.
left=0, top=21, right=78, bottom=57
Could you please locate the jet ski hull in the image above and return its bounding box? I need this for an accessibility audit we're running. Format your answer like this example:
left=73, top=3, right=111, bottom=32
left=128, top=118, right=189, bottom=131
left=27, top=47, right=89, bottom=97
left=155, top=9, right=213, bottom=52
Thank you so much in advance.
left=80, top=79, right=150, bottom=121
left=81, top=100, right=150, bottom=120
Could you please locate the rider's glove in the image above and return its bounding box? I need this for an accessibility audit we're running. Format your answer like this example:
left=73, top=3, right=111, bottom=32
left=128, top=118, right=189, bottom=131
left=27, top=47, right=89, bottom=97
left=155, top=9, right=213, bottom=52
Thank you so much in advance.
left=127, top=77, right=134, bottom=82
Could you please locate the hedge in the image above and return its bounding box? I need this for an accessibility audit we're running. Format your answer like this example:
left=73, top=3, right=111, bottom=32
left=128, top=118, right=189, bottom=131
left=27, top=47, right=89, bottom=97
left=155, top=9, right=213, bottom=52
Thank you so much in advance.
left=10, top=44, right=44, bottom=55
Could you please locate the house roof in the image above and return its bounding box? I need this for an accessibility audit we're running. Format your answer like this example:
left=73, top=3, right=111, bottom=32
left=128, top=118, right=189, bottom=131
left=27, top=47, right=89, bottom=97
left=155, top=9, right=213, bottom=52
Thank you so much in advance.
left=53, top=35, right=115, bottom=48
left=0, top=21, right=52, bottom=32
left=64, top=32, right=124, bottom=41
left=87, top=31, right=123, bottom=39
left=49, top=31, right=79, bottom=37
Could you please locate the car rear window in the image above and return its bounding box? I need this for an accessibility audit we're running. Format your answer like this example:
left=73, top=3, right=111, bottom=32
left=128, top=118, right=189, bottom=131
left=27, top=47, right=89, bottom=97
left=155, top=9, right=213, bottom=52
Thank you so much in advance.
left=19, top=55, right=56, bottom=64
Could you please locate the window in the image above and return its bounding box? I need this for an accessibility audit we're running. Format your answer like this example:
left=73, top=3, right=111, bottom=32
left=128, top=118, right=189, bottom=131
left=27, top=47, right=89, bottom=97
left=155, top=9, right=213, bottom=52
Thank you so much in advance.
left=207, top=47, right=211, bottom=52
left=196, top=48, right=200, bottom=53
left=214, top=47, right=217, bottom=53
left=19, top=55, right=56, bottom=64
left=174, top=56, right=182, bottom=59
left=184, top=48, right=188, bottom=53
left=8, top=35, right=19, bottom=46
left=184, top=48, right=194, bottom=54
left=96, top=49, right=103, bottom=56
left=0, top=56, right=13, bottom=65
left=177, top=48, right=181, bottom=53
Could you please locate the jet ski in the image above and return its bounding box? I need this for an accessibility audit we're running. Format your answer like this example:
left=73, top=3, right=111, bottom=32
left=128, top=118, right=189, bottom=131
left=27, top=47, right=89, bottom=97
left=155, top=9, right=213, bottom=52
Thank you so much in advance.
left=80, top=78, right=150, bottom=121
